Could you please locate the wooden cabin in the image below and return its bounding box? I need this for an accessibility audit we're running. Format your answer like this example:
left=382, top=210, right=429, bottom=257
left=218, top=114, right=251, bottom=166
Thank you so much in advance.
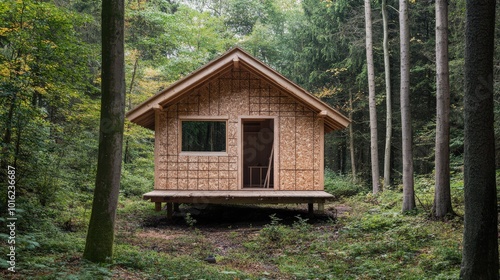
left=126, top=47, right=350, bottom=218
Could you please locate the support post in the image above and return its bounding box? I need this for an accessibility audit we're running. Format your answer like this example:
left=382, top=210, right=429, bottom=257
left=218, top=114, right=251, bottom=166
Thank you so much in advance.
left=166, top=202, right=173, bottom=220
left=308, top=203, right=314, bottom=217
left=318, top=203, right=325, bottom=214
left=155, top=202, right=162, bottom=212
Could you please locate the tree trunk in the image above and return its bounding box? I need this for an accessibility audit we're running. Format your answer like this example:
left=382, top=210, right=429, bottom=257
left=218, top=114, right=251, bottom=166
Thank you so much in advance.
left=364, top=0, right=380, bottom=194
left=382, top=0, right=392, bottom=189
left=460, top=0, right=498, bottom=278
left=432, top=0, right=453, bottom=218
left=399, top=0, right=415, bottom=211
left=348, top=90, right=356, bottom=182
left=123, top=57, right=139, bottom=164
left=83, top=0, right=125, bottom=263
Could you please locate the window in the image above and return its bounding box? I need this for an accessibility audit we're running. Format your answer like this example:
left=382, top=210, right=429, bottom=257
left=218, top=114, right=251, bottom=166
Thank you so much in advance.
left=181, top=120, right=226, bottom=152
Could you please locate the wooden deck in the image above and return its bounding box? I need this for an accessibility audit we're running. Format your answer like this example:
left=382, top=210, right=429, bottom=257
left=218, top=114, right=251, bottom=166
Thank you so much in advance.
left=143, top=190, right=334, bottom=204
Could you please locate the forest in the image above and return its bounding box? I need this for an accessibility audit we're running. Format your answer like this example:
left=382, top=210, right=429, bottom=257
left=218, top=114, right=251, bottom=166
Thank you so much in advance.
left=0, top=0, right=499, bottom=278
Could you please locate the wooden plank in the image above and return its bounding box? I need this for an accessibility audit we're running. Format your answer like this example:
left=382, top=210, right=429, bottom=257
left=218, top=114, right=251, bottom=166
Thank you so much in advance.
left=280, top=170, right=296, bottom=190
left=295, top=117, right=314, bottom=170
left=143, top=190, right=334, bottom=201
left=313, top=117, right=322, bottom=190
left=178, top=115, right=230, bottom=120
left=166, top=202, right=173, bottom=220
left=144, top=190, right=334, bottom=196
left=296, top=170, right=314, bottom=190
left=273, top=117, right=280, bottom=190
left=155, top=202, right=162, bottom=212
left=319, top=118, right=325, bottom=190
left=146, top=197, right=328, bottom=204
left=279, top=117, right=295, bottom=170
left=154, top=110, right=162, bottom=190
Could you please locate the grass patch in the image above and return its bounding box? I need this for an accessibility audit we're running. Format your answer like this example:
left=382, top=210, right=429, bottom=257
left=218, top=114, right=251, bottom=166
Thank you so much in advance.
left=8, top=174, right=471, bottom=279
left=324, top=170, right=367, bottom=198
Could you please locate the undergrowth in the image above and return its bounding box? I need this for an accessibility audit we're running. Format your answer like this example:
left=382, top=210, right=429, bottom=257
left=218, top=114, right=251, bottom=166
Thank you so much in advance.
left=1, top=172, right=473, bottom=279
left=324, top=170, right=367, bottom=198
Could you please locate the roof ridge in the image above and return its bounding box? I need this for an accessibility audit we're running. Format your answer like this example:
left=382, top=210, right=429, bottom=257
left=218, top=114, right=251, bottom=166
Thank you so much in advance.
left=126, top=46, right=350, bottom=131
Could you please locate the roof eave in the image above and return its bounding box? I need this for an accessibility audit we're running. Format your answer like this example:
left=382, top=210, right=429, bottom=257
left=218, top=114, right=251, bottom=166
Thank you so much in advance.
left=126, top=47, right=351, bottom=131
left=126, top=49, right=241, bottom=127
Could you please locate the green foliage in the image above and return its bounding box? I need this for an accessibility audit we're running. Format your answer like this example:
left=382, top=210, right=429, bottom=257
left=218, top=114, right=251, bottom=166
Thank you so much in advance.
left=0, top=1, right=99, bottom=236
left=291, top=215, right=312, bottom=233
left=181, top=120, right=226, bottom=152
left=126, top=3, right=235, bottom=84
left=184, top=212, right=197, bottom=228
left=113, top=244, right=248, bottom=279
left=0, top=0, right=497, bottom=277
left=120, top=168, right=153, bottom=198
left=324, top=169, right=366, bottom=197
left=12, top=183, right=465, bottom=279
left=259, top=214, right=289, bottom=245
left=0, top=232, right=40, bottom=251
left=419, top=245, right=462, bottom=276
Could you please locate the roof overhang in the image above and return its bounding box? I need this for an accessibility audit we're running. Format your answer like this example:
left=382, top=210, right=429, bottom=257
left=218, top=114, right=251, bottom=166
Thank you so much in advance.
left=126, top=47, right=351, bottom=131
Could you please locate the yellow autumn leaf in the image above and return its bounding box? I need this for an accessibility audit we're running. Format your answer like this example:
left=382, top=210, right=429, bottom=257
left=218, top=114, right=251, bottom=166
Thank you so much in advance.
left=33, top=86, right=47, bottom=95
left=0, top=62, right=10, bottom=77
left=0, top=27, right=12, bottom=36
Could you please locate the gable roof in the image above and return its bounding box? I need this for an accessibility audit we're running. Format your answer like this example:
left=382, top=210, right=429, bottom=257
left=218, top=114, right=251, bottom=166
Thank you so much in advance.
left=126, top=47, right=350, bottom=131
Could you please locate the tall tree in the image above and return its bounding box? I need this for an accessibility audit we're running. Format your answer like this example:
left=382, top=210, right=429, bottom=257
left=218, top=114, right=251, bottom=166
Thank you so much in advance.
left=399, top=0, right=415, bottom=211
left=83, top=0, right=125, bottom=263
left=432, top=0, right=453, bottom=218
left=460, top=0, right=498, bottom=278
left=348, top=90, right=357, bottom=181
left=381, top=0, right=392, bottom=189
left=364, top=0, right=380, bottom=194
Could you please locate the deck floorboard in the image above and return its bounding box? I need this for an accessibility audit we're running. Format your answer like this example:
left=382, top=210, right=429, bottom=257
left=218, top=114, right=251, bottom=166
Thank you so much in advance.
left=143, top=190, right=334, bottom=204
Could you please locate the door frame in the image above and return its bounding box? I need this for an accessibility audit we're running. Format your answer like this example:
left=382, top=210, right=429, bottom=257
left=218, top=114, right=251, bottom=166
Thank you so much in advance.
left=238, top=116, right=279, bottom=190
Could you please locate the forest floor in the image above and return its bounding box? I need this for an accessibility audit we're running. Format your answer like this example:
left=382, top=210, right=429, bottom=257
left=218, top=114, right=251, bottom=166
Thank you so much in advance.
left=1, top=184, right=469, bottom=280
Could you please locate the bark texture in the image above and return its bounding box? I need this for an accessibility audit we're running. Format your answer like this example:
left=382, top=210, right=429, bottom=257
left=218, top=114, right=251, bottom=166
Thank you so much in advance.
left=349, top=90, right=356, bottom=181
left=83, top=0, right=125, bottom=263
left=382, top=0, right=392, bottom=189
left=364, top=0, right=380, bottom=194
left=460, top=0, right=498, bottom=278
left=399, top=0, right=415, bottom=211
left=433, top=0, right=453, bottom=218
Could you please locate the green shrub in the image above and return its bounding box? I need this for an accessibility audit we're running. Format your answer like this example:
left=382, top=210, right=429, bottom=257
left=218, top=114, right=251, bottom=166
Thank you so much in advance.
left=292, top=215, right=312, bottom=233
left=120, top=169, right=152, bottom=197
left=260, top=214, right=290, bottom=246
left=324, top=170, right=366, bottom=198
left=418, top=245, right=461, bottom=276
left=356, top=212, right=402, bottom=232
left=373, top=190, right=402, bottom=210
left=184, top=213, right=197, bottom=228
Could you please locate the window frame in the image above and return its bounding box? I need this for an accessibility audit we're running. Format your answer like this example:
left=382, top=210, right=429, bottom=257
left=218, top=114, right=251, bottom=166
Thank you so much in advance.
left=178, top=116, right=229, bottom=156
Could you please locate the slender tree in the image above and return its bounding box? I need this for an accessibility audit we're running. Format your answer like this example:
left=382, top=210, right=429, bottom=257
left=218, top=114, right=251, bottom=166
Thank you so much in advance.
left=348, top=90, right=356, bottom=182
left=83, top=0, right=125, bottom=262
left=381, top=0, right=392, bottom=189
left=364, top=0, right=380, bottom=194
left=460, top=0, right=498, bottom=277
left=399, top=0, right=415, bottom=211
left=432, top=0, right=453, bottom=218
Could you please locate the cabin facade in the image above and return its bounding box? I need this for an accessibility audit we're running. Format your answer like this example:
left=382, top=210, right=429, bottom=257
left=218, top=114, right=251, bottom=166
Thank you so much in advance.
left=126, top=47, right=350, bottom=217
